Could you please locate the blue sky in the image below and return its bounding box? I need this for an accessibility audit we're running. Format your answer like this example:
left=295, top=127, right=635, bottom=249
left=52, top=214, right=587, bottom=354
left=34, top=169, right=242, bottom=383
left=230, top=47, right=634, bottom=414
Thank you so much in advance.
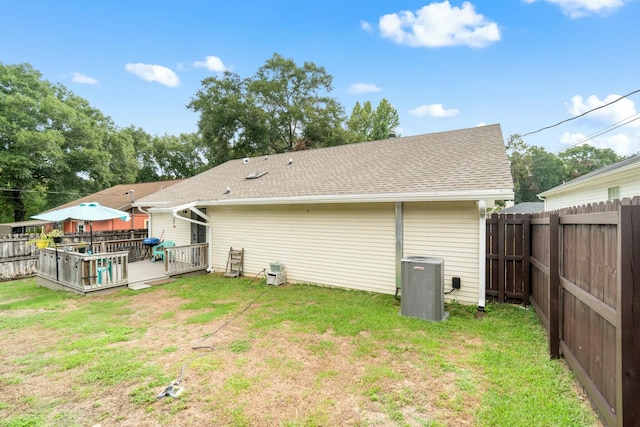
left=2, top=0, right=639, bottom=156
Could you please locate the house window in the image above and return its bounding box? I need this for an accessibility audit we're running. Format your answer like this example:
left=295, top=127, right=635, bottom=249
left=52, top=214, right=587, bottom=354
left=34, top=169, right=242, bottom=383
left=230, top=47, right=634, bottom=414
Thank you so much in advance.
left=607, top=186, right=620, bottom=200
left=77, top=223, right=85, bottom=233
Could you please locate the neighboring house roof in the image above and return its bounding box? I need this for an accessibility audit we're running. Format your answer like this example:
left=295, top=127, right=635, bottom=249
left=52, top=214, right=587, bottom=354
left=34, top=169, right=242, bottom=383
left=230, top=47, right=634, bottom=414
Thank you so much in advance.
left=46, top=180, right=185, bottom=213
left=0, top=219, right=50, bottom=233
left=539, top=154, right=640, bottom=198
left=498, top=202, right=544, bottom=214
left=137, top=124, right=514, bottom=209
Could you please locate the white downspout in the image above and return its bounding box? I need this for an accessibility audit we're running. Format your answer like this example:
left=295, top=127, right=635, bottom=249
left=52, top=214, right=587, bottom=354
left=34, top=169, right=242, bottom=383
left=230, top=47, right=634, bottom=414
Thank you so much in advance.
left=137, top=206, right=151, bottom=237
left=477, top=200, right=487, bottom=310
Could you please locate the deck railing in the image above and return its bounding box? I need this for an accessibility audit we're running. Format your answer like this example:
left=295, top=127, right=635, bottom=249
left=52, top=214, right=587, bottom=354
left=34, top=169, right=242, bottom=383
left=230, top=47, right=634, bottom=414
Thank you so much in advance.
left=165, top=243, right=208, bottom=275
left=88, top=238, right=144, bottom=261
left=38, top=248, right=129, bottom=293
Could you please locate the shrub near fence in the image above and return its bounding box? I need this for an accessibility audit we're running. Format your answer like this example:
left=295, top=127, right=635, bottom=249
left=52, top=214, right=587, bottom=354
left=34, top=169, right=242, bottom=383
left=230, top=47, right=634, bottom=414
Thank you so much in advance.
left=0, top=230, right=148, bottom=282
left=488, top=197, right=640, bottom=427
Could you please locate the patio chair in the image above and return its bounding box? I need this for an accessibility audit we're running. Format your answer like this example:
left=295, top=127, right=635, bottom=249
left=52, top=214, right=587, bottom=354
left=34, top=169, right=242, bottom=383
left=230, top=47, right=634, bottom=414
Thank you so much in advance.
left=96, top=259, right=112, bottom=284
left=152, top=240, right=175, bottom=261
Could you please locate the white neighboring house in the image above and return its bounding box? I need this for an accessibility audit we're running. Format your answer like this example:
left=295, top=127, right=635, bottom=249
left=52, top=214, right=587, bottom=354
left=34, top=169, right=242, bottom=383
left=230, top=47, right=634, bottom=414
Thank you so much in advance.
left=538, top=155, right=640, bottom=211
left=135, top=124, right=514, bottom=308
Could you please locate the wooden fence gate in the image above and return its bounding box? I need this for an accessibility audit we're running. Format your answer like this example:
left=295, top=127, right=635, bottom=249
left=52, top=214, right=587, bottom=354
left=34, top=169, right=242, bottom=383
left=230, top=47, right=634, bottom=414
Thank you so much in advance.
left=485, top=213, right=530, bottom=304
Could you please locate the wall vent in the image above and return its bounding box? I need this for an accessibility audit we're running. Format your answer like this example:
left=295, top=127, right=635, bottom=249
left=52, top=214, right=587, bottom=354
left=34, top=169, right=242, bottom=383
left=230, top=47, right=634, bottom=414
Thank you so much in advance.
left=245, top=171, right=268, bottom=180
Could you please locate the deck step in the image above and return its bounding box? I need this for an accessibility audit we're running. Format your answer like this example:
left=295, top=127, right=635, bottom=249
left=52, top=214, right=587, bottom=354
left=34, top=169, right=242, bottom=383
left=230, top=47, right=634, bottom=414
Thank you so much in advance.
left=146, top=278, right=175, bottom=286
left=128, top=283, right=152, bottom=291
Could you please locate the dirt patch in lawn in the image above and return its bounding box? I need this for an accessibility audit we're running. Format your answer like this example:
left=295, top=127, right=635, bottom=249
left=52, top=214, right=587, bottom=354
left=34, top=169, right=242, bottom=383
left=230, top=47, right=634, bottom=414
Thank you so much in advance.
left=0, top=286, right=485, bottom=426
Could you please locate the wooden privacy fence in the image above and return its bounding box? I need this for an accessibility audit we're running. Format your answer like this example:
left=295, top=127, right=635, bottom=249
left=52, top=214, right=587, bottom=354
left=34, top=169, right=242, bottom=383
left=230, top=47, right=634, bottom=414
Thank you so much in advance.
left=488, top=198, right=640, bottom=426
left=0, top=237, right=39, bottom=281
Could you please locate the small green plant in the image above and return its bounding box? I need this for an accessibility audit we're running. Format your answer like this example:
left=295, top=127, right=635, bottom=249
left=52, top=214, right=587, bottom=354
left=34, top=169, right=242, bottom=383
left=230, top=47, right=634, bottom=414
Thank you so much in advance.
left=47, top=229, right=64, bottom=238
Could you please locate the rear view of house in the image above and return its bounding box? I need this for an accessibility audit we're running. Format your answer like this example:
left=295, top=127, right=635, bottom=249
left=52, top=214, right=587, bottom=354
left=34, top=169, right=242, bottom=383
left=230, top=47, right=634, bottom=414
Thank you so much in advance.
left=136, top=124, right=514, bottom=308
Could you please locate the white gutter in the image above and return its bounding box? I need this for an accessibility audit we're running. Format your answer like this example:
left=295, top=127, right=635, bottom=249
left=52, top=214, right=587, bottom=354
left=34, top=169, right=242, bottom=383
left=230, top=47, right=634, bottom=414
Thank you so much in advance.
left=198, top=189, right=514, bottom=207
left=169, top=203, right=209, bottom=228
left=477, top=200, right=487, bottom=311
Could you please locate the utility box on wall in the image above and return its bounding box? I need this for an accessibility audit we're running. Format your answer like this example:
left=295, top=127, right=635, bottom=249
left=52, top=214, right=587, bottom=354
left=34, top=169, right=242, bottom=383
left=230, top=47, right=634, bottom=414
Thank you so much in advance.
left=267, top=261, right=286, bottom=286
left=400, top=256, right=445, bottom=321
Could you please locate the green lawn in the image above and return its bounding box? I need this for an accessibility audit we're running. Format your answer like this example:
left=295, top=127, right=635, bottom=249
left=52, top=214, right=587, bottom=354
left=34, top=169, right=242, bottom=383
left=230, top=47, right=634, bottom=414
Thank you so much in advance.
left=0, top=276, right=599, bottom=426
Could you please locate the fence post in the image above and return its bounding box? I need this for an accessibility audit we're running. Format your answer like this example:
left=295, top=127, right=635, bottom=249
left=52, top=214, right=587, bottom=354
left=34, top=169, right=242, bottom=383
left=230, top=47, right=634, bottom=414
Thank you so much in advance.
left=523, top=216, right=531, bottom=306
left=498, top=215, right=505, bottom=303
left=617, top=203, right=640, bottom=426
left=548, top=213, right=560, bottom=359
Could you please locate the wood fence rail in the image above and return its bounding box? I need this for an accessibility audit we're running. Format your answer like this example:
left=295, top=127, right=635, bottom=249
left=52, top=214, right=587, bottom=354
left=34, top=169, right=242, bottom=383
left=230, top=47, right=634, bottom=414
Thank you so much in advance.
left=487, top=197, right=640, bottom=427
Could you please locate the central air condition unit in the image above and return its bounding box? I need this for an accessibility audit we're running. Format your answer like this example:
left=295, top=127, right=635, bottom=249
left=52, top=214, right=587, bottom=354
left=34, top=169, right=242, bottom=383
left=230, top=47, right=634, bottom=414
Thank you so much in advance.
left=400, top=256, right=446, bottom=321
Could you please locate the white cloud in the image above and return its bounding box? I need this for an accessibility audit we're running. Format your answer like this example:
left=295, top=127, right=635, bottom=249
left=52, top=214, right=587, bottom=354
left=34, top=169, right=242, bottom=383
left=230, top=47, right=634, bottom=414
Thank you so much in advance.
left=125, top=63, right=180, bottom=87
left=193, top=55, right=226, bottom=72
left=347, top=82, right=381, bottom=94
left=409, top=103, right=460, bottom=117
left=523, top=0, right=626, bottom=18
left=560, top=131, right=639, bottom=156
left=360, top=20, right=373, bottom=32
left=561, top=94, right=640, bottom=156
left=379, top=1, right=500, bottom=48
left=568, top=94, right=640, bottom=127
left=71, top=72, right=98, bottom=84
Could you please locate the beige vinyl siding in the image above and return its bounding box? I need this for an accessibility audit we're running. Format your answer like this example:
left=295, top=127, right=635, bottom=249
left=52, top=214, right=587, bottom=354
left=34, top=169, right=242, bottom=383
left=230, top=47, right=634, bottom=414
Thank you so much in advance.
left=149, top=212, right=191, bottom=246
left=209, top=203, right=396, bottom=294
left=403, top=201, right=480, bottom=305
left=544, top=185, right=608, bottom=211
left=622, top=178, right=640, bottom=198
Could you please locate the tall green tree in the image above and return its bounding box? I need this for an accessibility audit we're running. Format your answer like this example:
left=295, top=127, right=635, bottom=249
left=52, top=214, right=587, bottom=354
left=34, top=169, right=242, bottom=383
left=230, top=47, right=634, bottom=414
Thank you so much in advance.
left=507, top=135, right=565, bottom=203
left=188, top=53, right=348, bottom=164
left=0, top=62, right=121, bottom=221
left=149, top=133, right=206, bottom=179
left=506, top=136, right=623, bottom=204
left=559, top=145, right=620, bottom=181
left=347, top=99, right=400, bottom=142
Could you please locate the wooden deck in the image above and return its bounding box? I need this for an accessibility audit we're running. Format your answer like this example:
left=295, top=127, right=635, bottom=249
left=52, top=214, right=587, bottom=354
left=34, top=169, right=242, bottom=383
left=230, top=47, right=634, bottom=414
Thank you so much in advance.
left=128, top=259, right=170, bottom=289
left=36, top=243, right=208, bottom=295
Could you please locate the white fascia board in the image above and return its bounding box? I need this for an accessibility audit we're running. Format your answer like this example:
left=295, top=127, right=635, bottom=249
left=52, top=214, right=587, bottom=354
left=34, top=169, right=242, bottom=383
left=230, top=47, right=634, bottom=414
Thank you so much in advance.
left=199, top=189, right=514, bottom=206
left=147, top=201, right=198, bottom=213
left=132, top=201, right=171, bottom=208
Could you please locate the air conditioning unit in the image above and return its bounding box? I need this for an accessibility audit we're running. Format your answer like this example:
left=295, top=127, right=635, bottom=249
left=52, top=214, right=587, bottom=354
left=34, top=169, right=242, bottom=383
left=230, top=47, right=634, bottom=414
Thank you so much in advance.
left=400, top=256, right=445, bottom=321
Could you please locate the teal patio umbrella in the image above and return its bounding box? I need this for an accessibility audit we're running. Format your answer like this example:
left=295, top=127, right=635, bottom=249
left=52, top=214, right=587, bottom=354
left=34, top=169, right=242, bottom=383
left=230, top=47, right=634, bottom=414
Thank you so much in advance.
left=32, top=202, right=131, bottom=251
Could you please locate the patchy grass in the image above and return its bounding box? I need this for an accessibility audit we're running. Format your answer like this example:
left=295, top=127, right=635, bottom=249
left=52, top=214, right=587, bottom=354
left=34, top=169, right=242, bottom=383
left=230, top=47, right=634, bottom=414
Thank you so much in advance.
left=0, top=275, right=599, bottom=426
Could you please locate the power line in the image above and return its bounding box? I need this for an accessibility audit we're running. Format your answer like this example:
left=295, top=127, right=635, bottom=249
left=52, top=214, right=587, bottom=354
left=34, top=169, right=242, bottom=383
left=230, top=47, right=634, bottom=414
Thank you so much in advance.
left=0, top=188, right=87, bottom=196
left=552, top=113, right=640, bottom=154
left=520, top=89, right=640, bottom=137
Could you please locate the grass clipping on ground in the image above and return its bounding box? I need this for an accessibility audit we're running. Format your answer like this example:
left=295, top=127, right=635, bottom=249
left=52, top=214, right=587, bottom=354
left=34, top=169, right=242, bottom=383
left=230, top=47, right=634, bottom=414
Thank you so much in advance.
left=0, top=276, right=600, bottom=427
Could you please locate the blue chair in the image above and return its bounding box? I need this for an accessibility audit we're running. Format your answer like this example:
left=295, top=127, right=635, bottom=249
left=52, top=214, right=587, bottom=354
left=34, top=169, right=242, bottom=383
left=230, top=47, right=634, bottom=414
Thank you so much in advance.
left=97, top=259, right=112, bottom=284
left=152, top=241, right=175, bottom=261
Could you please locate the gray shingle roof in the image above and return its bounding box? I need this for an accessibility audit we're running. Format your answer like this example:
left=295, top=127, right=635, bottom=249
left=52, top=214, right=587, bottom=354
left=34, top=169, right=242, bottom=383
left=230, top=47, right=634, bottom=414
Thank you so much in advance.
left=137, top=124, right=514, bottom=208
left=499, top=202, right=544, bottom=214
left=51, top=180, right=185, bottom=211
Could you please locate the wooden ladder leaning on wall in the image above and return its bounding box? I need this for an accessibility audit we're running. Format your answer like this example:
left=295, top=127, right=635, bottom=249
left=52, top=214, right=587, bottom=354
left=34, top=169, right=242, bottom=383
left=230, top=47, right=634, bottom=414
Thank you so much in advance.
left=224, top=247, right=244, bottom=278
